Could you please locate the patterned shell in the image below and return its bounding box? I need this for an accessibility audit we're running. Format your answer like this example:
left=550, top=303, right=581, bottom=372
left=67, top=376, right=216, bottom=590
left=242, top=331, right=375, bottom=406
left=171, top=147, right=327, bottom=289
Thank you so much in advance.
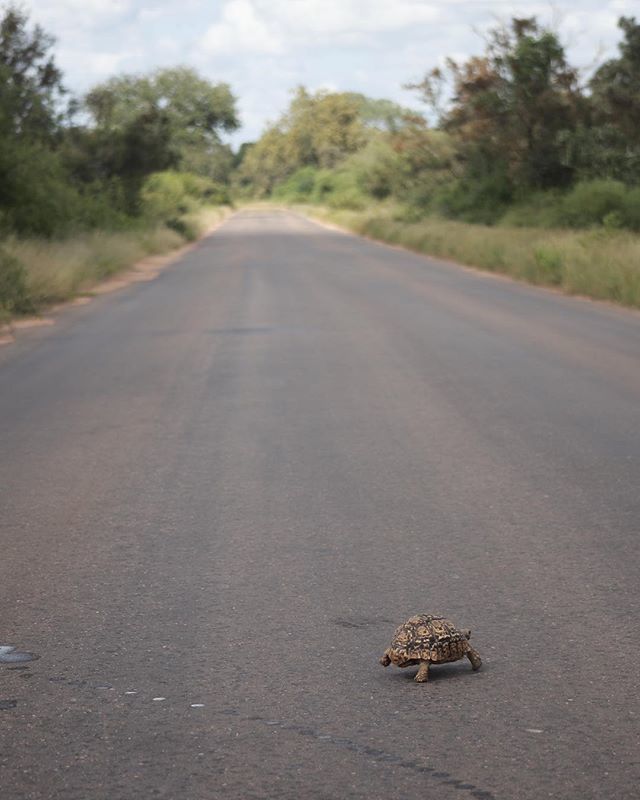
left=389, top=615, right=468, bottom=663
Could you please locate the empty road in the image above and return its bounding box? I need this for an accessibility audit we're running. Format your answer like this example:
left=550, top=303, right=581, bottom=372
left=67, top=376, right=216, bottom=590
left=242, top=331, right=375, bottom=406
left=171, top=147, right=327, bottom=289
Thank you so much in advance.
left=1, top=210, right=639, bottom=799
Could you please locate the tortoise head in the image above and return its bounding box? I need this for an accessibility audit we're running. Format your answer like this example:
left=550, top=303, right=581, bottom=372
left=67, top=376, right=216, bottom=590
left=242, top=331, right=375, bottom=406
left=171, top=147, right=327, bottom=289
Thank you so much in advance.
left=463, top=629, right=471, bottom=639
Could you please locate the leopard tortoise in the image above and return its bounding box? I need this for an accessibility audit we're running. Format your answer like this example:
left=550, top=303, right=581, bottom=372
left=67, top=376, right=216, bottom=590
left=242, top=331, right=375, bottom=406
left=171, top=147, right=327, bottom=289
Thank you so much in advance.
left=380, top=614, right=482, bottom=682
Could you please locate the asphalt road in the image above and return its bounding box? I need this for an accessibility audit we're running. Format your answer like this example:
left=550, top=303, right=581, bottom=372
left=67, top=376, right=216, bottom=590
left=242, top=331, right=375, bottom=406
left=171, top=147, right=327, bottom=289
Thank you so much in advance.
left=1, top=210, right=639, bottom=800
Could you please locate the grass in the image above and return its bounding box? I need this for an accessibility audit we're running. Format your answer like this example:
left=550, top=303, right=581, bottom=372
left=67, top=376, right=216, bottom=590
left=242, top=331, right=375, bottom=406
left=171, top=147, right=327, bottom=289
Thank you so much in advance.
left=294, top=204, right=640, bottom=309
left=0, top=206, right=230, bottom=323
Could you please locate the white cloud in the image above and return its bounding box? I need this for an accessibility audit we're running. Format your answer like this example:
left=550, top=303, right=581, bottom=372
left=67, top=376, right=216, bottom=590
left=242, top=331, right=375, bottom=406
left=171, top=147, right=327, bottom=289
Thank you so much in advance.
left=56, top=47, right=140, bottom=84
left=265, top=0, right=439, bottom=38
left=32, top=0, right=132, bottom=31
left=200, top=0, right=282, bottom=56
left=199, top=0, right=440, bottom=56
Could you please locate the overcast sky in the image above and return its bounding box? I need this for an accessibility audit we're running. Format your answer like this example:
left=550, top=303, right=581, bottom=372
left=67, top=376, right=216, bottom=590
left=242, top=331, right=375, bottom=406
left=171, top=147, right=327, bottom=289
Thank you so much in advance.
left=25, top=0, right=636, bottom=146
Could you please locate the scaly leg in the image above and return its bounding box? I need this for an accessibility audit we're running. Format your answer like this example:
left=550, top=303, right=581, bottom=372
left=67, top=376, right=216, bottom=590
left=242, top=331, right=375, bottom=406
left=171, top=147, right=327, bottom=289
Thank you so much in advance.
left=414, top=661, right=430, bottom=682
left=466, top=646, right=482, bottom=671
left=379, top=650, right=391, bottom=667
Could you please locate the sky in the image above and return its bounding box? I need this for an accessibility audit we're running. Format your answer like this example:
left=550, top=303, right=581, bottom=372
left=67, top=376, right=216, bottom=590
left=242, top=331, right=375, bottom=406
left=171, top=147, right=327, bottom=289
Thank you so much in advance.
left=24, top=0, right=637, bottom=146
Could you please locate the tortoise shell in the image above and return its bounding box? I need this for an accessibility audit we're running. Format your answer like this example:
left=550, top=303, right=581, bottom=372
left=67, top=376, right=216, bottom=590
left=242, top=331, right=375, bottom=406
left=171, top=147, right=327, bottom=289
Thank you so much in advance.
left=386, top=614, right=470, bottom=665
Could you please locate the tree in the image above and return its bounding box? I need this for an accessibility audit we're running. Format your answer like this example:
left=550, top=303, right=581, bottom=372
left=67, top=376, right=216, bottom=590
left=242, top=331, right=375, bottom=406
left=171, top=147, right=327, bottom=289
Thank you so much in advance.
left=85, top=67, right=237, bottom=172
left=77, top=67, right=239, bottom=210
left=343, top=93, right=413, bottom=133
left=282, top=87, right=367, bottom=169
left=0, top=4, right=65, bottom=141
left=590, top=17, right=640, bottom=139
left=234, top=127, right=295, bottom=197
left=411, top=18, right=583, bottom=196
left=235, top=87, right=376, bottom=196
left=0, top=5, right=85, bottom=236
left=582, top=17, right=640, bottom=182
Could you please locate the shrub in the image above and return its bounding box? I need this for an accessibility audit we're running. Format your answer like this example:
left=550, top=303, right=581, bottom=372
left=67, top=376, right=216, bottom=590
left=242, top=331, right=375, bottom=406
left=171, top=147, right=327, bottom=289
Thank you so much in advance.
left=140, top=172, right=194, bottom=220
left=140, top=171, right=228, bottom=223
left=346, top=137, right=401, bottom=200
left=273, top=167, right=319, bottom=202
left=166, top=216, right=200, bottom=241
left=309, top=169, right=367, bottom=210
left=559, top=180, right=627, bottom=228
left=500, top=190, right=564, bottom=228
left=432, top=174, right=512, bottom=225
left=0, top=248, right=32, bottom=316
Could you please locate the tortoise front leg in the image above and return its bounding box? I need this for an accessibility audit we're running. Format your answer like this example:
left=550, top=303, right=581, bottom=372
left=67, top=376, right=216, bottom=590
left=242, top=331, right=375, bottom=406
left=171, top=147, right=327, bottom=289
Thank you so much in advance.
left=466, top=646, right=482, bottom=671
left=379, top=650, right=391, bottom=667
left=414, top=661, right=430, bottom=682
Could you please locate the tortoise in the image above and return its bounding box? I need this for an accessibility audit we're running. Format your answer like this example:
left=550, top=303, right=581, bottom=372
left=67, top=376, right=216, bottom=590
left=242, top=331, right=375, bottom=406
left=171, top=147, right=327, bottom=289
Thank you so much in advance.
left=380, top=614, right=482, bottom=682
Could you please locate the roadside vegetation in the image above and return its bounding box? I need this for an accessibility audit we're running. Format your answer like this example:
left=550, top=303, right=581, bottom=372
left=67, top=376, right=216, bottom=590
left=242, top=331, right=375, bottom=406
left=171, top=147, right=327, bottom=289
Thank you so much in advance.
left=235, top=16, right=640, bottom=308
left=3, top=6, right=640, bottom=318
left=300, top=205, right=640, bottom=307
left=2, top=206, right=229, bottom=316
left=0, top=6, right=235, bottom=322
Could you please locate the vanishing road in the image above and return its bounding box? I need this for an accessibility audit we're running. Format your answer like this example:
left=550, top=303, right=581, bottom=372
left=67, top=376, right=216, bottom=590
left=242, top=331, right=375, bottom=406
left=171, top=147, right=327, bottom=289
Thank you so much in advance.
left=1, top=210, right=639, bottom=800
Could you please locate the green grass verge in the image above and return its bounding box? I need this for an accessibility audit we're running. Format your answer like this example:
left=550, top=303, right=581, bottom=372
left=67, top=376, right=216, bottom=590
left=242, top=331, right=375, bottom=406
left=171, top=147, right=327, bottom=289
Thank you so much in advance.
left=0, top=206, right=230, bottom=324
left=294, top=204, right=640, bottom=310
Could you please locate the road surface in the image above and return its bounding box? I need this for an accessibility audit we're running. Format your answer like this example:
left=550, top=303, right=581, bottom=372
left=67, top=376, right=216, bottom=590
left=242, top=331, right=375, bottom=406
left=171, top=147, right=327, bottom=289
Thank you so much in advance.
left=1, top=210, right=639, bottom=799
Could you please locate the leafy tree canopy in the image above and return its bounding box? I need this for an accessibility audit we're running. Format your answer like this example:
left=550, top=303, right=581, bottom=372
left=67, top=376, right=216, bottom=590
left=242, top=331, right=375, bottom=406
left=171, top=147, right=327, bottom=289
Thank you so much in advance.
left=0, top=3, right=65, bottom=139
left=84, top=67, right=238, bottom=179
left=590, top=17, right=640, bottom=138
left=410, top=18, right=582, bottom=191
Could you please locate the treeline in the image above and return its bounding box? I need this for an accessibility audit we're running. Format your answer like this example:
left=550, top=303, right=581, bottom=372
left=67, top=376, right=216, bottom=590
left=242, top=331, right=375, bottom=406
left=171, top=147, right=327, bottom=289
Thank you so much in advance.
left=0, top=5, right=238, bottom=317
left=237, top=16, right=640, bottom=231
left=3, top=8, right=640, bottom=316
left=0, top=5, right=237, bottom=240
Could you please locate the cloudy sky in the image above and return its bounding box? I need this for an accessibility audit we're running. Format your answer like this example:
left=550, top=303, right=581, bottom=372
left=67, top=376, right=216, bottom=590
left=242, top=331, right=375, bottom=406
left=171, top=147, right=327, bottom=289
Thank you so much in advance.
left=25, top=0, right=636, bottom=145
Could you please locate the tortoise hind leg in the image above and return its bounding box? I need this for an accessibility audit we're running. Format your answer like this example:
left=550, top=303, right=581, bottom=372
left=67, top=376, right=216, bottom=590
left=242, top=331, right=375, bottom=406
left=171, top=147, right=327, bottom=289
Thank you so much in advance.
left=379, top=650, right=391, bottom=667
left=414, top=661, right=430, bottom=682
left=466, top=645, right=482, bottom=671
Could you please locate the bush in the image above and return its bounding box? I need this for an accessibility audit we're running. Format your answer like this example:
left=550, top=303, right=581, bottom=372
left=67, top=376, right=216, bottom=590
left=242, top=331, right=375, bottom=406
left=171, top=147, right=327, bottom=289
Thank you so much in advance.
left=559, top=180, right=627, bottom=228
left=432, top=174, right=512, bottom=225
left=310, top=169, right=367, bottom=210
left=346, top=137, right=401, bottom=200
left=0, top=248, right=32, bottom=316
left=140, top=171, right=228, bottom=223
left=0, top=142, right=88, bottom=238
left=272, top=167, right=319, bottom=202
left=500, top=190, right=564, bottom=228
left=166, top=216, right=200, bottom=241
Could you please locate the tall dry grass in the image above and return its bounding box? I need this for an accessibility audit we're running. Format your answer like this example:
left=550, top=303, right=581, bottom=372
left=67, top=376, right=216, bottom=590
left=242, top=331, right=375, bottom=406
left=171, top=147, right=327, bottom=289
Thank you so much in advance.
left=1, top=206, right=230, bottom=320
left=299, top=205, right=640, bottom=309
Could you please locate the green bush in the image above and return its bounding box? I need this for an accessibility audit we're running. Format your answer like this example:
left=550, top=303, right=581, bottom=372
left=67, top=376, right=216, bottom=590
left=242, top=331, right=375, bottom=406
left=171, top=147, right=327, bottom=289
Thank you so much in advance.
left=272, top=167, right=319, bottom=202
left=140, top=171, right=228, bottom=223
left=0, top=142, right=88, bottom=238
left=500, top=190, right=564, bottom=228
left=432, top=174, right=512, bottom=225
left=559, top=180, right=627, bottom=228
left=310, top=169, right=367, bottom=210
left=347, top=137, right=401, bottom=200
left=0, top=248, right=32, bottom=316
left=166, top=216, right=200, bottom=241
